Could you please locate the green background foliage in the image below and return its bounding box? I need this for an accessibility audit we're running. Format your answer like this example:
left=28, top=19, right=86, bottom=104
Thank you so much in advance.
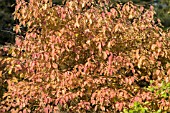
left=0, top=0, right=16, bottom=45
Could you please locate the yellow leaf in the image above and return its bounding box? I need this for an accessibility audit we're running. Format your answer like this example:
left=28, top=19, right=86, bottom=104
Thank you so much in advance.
left=12, top=77, right=18, bottom=83
left=75, top=33, right=79, bottom=37
left=129, top=14, right=133, bottom=19
left=103, top=51, right=107, bottom=60
left=86, top=40, right=90, bottom=45
left=43, top=4, right=47, bottom=10
left=138, top=56, right=145, bottom=68
left=8, top=69, right=12, bottom=75
left=20, top=73, right=24, bottom=78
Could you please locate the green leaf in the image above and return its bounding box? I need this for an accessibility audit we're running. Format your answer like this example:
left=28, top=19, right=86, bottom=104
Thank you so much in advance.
left=156, top=109, right=162, bottom=113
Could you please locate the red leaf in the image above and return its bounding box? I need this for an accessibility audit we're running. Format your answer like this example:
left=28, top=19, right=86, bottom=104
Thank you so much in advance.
left=44, top=107, right=49, bottom=113
left=140, top=6, right=144, bottom=12
left=65, top=96, right=69, bottom=102
left=129, top=77, right=135, bottom=85
left=134, top=96, right=142, bottom=103
left=30, top=61, right=35, bottom=70
left=44, top=0, right=48, bottom=4
left=91, top=99, right=96, bottom=105
left=59, top=98, right=65, bottom=105
left=55, top=99, right=59, bottom=105
left=44, top=97, right=48, bottom=103
left=155, top=69, right=160, bottom=75
left=74, top=15, right=80, bottom=28
left=50, top=74, right=55, bottom=81
left=36, top=78, right=42, bottom=82
left=108, top=53, right=113, bottom=65
left=101, top=12, right=105, bottom=18
left=31, top=33, right=36, bottom=38
left=103, top=51, right=107, bottom=60
left=167, top=69, right=170, bottom=75
left=15, top=3, right=21, bottom=11
left=100, top=97, right=104, bottom=105
left=156, top=41, right=162, bottom=48
left=84, top=66, right=87, bottom=73
left=109, top=69, right=113, bottom=75
left=23, top=109, right=27, bottom=113
left=115, top=102, right=123, bottom=111
left=61, top=13, right=66, bottom=19
left=150, top=5, right=154, bottom=10
left=30, top=0, right=33, bottom=3
left=44, top=53, right=49, bottom=61
left=15, top=37, right=22, bottom=46
left=107, top=12, right=111, bottom=18
left=3, top=46, right=8, bottom=51
left=51, top=44, right=54, bottom=50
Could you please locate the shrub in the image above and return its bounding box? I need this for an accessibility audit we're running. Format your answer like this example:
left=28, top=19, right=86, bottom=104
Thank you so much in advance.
left=0, top=0, right=170, bottom=112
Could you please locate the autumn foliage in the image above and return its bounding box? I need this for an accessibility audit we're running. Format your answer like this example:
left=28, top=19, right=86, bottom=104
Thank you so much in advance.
left=0, top=0, right=170, bottom=112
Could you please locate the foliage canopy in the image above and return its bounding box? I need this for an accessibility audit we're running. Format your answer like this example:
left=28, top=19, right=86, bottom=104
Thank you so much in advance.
left=0, top=0, right=170, bottom=112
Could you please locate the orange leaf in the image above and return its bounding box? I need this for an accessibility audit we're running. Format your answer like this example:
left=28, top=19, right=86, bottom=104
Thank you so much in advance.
left=46, top=62, right=51, bottom=68
left=94, top=105, right=98, bottom=111
left=0, top=71, right=2, bottom=77
left=100, top=106, right=105, bottom=111
left=52, top=63, right=58, bottom=69
left=155, top=69, right=160, bottom=75
left=14, top=25, right=20, bottom=34
left=103, top=51, right=107, bottom=60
